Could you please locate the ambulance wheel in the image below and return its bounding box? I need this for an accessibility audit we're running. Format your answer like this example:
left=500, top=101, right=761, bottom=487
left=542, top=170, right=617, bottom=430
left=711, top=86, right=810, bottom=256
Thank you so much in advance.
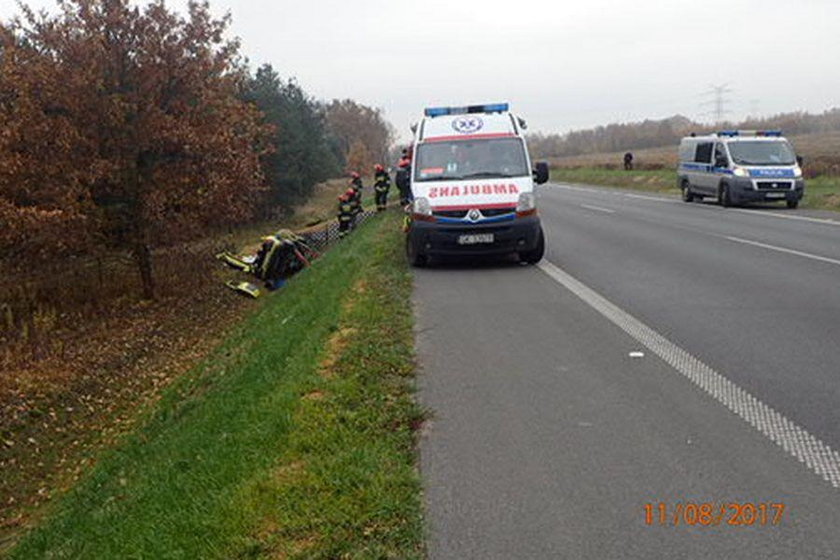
left=519, top=228, right=545, bottom=264
left=787, top=199, right=799, bottom=209
left=406, top=236, right=427, bottom=267
left=681, top=180, right=694, bottom=202
left=719, top=183, right=732, bottom=208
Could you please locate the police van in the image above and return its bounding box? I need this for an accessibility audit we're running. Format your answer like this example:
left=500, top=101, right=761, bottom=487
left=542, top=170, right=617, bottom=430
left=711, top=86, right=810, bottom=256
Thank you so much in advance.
left=677, top=130, right=804, bottom=208
left=404, top=103, right=549, bottom=266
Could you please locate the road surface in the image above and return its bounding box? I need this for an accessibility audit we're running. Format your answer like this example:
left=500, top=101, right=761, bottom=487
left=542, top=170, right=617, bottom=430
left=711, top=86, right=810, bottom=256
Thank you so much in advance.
left=415, top=183, right=840, bottom=559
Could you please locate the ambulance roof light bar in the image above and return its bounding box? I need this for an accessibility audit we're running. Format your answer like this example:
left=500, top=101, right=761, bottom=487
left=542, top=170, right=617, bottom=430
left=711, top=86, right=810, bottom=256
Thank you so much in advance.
left=716, top=130, right=783, bottom=137
left=424, top=103, right=509, bottom=117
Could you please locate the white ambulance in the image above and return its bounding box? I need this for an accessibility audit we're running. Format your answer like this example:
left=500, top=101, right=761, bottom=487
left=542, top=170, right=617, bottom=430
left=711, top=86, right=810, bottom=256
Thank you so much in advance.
left=405, top=103, right=549, bottom=266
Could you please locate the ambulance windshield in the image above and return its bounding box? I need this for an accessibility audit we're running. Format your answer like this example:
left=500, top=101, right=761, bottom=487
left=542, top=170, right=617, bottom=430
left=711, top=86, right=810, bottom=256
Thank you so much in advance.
left=728, top=140, right=796, bottom=166
left=414, top=137, right=529, bottom=182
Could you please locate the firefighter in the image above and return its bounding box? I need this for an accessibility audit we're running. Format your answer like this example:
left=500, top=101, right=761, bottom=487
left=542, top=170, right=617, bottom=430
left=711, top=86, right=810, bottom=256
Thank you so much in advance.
left=349, top=171, right=363, bottom=216
left=373, top=163, right=390, bottom=211
left=337, top=188, right=355, bottom=238
left=623, top=152, right=634, bottom=171
left=395, top=148, right=412, bottom=206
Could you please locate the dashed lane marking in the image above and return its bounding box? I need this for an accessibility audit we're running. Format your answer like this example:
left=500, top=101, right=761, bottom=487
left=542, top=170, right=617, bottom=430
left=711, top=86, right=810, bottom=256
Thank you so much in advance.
left=724, top=236, right=840, bottom=267
left=580, top=204, right=616, bottom=214
left=537, top=259, right=840, bottom=488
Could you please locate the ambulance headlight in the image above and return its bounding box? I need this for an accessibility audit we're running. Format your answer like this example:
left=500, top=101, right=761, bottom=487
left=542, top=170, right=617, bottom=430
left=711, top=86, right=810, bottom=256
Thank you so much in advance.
left=516, top=192, right=537, bottom=216
left=412, top=197, right=432, bottom=216
left=793, top=166, right=803, bottom=178
left=733, top=167, right=749, bottom=177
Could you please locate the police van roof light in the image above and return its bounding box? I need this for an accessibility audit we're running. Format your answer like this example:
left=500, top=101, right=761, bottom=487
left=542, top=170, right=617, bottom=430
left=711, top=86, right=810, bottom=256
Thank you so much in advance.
left=424, top=103, right=509, bottom=117
left=717, top=130, right=739, bottom=137
left=756, top=130, right=782, bottom=137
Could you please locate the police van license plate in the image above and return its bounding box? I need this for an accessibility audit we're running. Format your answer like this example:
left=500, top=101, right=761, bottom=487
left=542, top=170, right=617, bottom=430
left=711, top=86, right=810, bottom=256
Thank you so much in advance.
left=458, top=233, right=494, bottom=245
left=765, top=192, right=785, bottom=199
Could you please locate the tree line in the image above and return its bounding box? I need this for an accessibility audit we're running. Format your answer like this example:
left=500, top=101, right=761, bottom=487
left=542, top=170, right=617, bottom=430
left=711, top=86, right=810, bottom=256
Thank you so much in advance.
left=528, top=109, right=840, bottom=159
left=0, top=0, right=393, bottom=299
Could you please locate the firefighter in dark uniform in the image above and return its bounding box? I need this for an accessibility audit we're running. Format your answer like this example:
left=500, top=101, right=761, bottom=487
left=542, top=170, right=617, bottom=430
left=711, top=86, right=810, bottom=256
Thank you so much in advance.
left=395, top=148, right=412, bottom=206
left=349, top=171, right=363, bottom=217
left=623, top=152, right=634, bottom=171
left=337, top=188, right=355, bottom=238
left=373, top=163, right=391, bottom=211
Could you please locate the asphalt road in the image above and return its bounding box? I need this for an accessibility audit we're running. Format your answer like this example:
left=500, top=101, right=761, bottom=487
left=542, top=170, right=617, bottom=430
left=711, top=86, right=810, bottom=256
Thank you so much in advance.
left=414, top=183, right=840, bottom=559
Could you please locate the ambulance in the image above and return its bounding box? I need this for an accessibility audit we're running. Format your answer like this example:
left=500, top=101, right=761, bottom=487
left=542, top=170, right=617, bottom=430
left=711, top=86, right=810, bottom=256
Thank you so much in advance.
left=404, top=103, right=549, bottom=266
left=677, top=130, right=804, bottom=208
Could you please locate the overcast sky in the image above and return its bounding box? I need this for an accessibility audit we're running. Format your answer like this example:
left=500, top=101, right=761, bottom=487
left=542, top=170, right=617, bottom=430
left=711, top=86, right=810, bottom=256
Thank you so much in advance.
left=3, top=0, right=839, bottom=142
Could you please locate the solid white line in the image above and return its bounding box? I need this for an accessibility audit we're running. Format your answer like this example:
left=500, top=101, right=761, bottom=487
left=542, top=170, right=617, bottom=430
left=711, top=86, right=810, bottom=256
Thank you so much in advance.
left=552, top=184, right=605, bottom=194
left=537, top=259, right=840, bottom=489
left=724, top=236, right=840, bottom=267
left=727, top=208, right=840, bottom=228
left=580, top=204, right=615, bottom=214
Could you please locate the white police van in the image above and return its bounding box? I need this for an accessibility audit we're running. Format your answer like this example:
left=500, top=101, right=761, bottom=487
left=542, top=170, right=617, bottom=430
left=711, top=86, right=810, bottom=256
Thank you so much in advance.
left=677, top=130, right=804, bottom=208
left=405, top=103, right=549, bottom=266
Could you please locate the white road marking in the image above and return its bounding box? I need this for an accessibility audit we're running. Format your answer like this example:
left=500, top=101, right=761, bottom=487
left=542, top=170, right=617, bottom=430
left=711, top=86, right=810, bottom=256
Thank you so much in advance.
left=580, top=204, right=615, bottom=214
left=728, top=207, right=840, bottom=228
left=538, top=259, right=840, bottom=488
left=628, top=351, right=645, bottom=358
left=724, top=236, right=840, bottom=267
left=623, top=193, right=677, bottom=203
left=553, top=184, right=605, bottom=194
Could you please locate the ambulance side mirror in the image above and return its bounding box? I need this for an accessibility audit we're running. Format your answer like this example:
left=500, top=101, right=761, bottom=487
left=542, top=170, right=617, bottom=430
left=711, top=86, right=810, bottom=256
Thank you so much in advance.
left=533, top=161, right=549, bottom=185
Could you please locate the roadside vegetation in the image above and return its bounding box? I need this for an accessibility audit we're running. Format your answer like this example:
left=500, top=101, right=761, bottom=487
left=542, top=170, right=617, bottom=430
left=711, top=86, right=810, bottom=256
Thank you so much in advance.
left=0, top=0, right=397, bottom=541
left=6, top=213, right=424, bottom=559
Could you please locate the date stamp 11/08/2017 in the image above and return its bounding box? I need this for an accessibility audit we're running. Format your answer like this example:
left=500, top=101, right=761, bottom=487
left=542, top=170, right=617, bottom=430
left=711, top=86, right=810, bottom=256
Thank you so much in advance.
left=644, top=502, right=786, bottom=527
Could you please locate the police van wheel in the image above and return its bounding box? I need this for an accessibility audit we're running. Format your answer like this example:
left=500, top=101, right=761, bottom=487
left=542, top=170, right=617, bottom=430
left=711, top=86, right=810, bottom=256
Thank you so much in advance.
left=519, top=228, right=545, bottom=264
left=719, top=184, right=732, bottom=208
left=681, top=180, right=694, bottom=202
left=787, top=199, right=799, bottom=209
left=406, top=236, right=427, bottom=267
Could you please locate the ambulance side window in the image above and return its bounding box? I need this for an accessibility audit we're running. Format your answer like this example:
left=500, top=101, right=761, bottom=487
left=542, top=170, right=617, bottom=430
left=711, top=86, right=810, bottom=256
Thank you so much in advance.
left=695, top=142, right=713, bottom=164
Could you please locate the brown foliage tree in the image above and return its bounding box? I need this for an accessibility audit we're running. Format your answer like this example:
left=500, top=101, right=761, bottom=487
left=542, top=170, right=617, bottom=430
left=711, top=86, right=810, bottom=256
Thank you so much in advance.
left=325, top=99, right=394, bottom=170
left=0, top=0, right=269, bottom=298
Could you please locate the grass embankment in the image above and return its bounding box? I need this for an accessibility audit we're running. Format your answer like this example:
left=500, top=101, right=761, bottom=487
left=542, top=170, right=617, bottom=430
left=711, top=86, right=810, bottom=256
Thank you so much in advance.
left=550, top=167, right=840, bottom=212
left=7, top=212, right=424, bottom=559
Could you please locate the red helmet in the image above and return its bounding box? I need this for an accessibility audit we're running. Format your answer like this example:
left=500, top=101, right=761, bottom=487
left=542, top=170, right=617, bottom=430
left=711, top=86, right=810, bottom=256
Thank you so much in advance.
left=345, top=188, right=356, bottom=197
left=350, top=171, right=360, bottom=179
left=374, top=164, right=384, bottom=172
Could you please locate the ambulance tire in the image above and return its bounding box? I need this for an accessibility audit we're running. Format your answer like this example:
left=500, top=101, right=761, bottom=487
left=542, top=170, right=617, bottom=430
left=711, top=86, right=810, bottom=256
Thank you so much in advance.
left=719, top=183, right=732, bottom=208
left=681, top=180, right=694, bottom=202
left=406, top=235, right=427, bottom=267
left=519, top=228, right=545, bottom=265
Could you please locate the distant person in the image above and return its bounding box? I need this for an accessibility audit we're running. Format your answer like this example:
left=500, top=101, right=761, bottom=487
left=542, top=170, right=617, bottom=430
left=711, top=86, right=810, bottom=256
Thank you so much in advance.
left=373, top=164, right=391, bottom=212
left=623, top=152, right=634, bottom=171
left=796, top=155, right=804, bottom=168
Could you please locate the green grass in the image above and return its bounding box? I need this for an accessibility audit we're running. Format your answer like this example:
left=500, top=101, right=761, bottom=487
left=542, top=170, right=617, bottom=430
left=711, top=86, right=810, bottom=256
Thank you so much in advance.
left=7, top=212, right=425, bottom=559
left=550, top=167, right=840, bottom=212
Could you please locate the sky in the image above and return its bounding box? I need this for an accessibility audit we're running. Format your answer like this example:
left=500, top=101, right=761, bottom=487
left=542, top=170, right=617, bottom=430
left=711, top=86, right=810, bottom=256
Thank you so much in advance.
left=2, top=0, right=839, bottom=142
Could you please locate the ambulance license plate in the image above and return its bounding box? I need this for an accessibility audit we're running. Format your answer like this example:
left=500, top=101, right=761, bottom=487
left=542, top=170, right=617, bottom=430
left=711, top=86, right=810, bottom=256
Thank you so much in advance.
left=458, top=233, right=494, bottom=245
left=765, top=192, right=785, bottom=199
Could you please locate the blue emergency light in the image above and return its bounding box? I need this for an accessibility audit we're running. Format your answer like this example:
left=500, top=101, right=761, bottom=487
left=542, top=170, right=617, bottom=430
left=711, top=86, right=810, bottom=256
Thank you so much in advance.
left=424, top=103, right=509, bottom=117
left=717, top=130, right=783, bottom=137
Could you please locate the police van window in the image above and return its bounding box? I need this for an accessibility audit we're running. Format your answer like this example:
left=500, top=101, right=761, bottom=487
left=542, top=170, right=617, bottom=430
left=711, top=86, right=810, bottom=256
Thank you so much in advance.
left=694, top=142, right=713, bottom=163
left=727, top=141, right=796, bottom=166
left=714, top=144, right=728, bottom=166
left=413, top=138, right=529, bottom=182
